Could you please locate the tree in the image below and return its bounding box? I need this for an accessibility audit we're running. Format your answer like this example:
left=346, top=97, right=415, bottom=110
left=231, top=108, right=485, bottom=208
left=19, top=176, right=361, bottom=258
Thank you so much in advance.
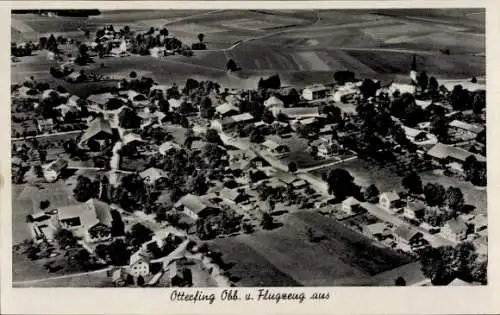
left=205, top=128, right=222, bottom=144
left=326, top=168, right=356, bottom=200
left=261, top=212, right=275, bottom=230
left=128, top=223, right=153, bottom=247
left=250, top=129, right=264, bottom=143
left=95, top=244, right=108, bottom=260
left=364, top=184, right=380, bottom=203
left=333, top=70, right=355, bottom=85
left=137, top=275, right=145, bottom=286
left=197, top=33, right=205, bottom=43
left=73, top=175, right=97, bottom=202
left=261, top=110, right=275, bottom=124
left=118, top=108, right=141, bottom=129
left=129, top=71, right=137, bottom=79
left=54, top=228, right=78, bottom=248
left=417, top=71, right=429, bottom=91
left=74, top=248, right=92, bottom=270
left=428, top=76, right=439, bottom=92
left=110, top=209, right=125, bottom=237
left=420, top=246, right=456, bottom=285
left=226, top=59, right=237, bottom=72
left=107, top=239, right=130, bottom=266
left=430, top=115, right=448, bottom=142
left=446, top=187, right=464, bottom=212
left=402, top=172, right=423, bottom=194
left=40, top=200, right=50, bottom=210
left=423, top=183, right=446, bottom=207
left=288, top=161, right=298, bottom=173
left=395, top=277, right=406, bottom=286
left=359, top=79, right=379, bottom=99
left=471, top=260, right=487, bottom=284
left=472, top=91, right=486, bottom=114
left=450, top=85, right=471, bottom=111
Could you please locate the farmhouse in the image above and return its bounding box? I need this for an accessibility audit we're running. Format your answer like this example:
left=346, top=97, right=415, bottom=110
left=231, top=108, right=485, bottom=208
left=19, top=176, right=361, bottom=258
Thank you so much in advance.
left=215, top=103, right=239, bottom=117
left=218, top=187, right=247, bottom=204
left=302, top=84, right=330, bottom=101
left=449, top=120, right=485, bottom=139
left=215, top=113, right=255, bottom=131
left=402, top=126, right=438, bottom=147
left=42, top=158, right=68, bottom=182
left=415, top=99, right=433, bottom=110
left=394, top=224, right=425, bottom=251
left=263, top=95, right=284, bottom=110
left=262, top=136, right=290, bottom=155
left=441, top=218, right=468, bottom=242
left=342, top=196, right=361, bottom=214
left=403, top=201, right=426, bottom=220
left=66, top=71, right=87, bottom=83
left=363, top=222, right=391, bottom=239
left=78, top=117, right=115, bottom=151
left=158, top=141, right=182, bottom=155
left=56, top=199, right=113, bottom=243
left=379, top=191, right=403, bottom=212
left=37, top=118, right=54, bottom=133
left=139, top=167, right=168, bottom=185
left=87, top=92, right=116, bottom=106
left=273, top=107, right=321, bottom=119
left=175, top=194, right=219, bottom=221
left=427, top=143, right=486, bottom=165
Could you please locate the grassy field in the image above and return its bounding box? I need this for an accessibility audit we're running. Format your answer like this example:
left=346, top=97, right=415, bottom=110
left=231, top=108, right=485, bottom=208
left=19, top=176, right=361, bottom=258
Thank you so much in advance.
left=209, top=211, right=410, bottom=286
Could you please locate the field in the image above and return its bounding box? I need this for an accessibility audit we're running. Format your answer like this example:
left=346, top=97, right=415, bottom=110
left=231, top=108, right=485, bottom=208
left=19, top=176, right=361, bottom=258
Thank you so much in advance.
left=12, top=9, right=485, bottom=90
left=208, top=211, right=410, bottom=286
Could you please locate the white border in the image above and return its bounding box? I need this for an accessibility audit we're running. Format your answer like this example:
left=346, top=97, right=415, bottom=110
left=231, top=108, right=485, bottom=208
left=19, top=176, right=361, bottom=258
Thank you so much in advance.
left=2, top=1, right=499, bottom=314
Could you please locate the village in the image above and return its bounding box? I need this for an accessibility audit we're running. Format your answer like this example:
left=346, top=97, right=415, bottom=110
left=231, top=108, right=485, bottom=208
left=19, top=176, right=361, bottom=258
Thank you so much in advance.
left=11, top=12, right=487, bottom=288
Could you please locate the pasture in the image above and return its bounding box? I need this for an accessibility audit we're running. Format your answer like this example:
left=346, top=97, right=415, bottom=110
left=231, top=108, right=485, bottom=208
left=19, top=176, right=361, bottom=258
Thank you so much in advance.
left=209, top=211, right=410, bottom=286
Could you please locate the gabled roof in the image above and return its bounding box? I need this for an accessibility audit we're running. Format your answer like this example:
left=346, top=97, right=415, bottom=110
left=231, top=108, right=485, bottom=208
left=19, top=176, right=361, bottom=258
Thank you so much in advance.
left=427, top=143, right=485, bottom=163
left=229, top=112, right=254, bottom=123
left=87, top=92, right=115, bottom=105
left=394, top=224, right=422, bottom=241
left=304, top=84, right=328, bottom=92
left=381, top=191, right=400, bottom=202
left=415, top=99, right=433, bottom=109
left=343, top=196, right=360, bottom=207
left=219, top=187, right=242, bottom=202
left=364, top=222, right=387, bottom=235
left=158, top=141, right=181, bottom=155
left=278, top=107, right=321, bottom=118
left=215, top=103, right=239, bottom=115
left=122, top=132, right=145, bottom=145
left=44, top=158, right=68, bottom=173
left=139, top=167, right=168, bottom=183
left=58, top=199, right=112, bottom=228
left=449, top=120, right=484, bottom=134
left=263, top=96, right=284, bottom=108
left=79, top=117, right=113, bottom=145
left=406, top=201, right=426, bottom=212
left=175, top=194, right=216, bottom=215
left=445, top=218, right=468, bottom=234
left=262, top=135, right=287, bottom=151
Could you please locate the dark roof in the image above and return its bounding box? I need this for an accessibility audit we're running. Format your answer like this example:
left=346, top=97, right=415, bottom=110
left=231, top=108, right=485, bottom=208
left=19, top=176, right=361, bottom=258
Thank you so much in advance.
left=394, top=224, right=422, bottom=241
left=427, top=143, right=485, bottom=163
left=79, top=117, right=113, bottom=145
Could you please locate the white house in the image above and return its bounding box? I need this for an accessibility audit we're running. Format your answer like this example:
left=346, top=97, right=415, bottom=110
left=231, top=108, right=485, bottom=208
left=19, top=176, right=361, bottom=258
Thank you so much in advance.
left=342, top=196, right=361, bottom=214
left=42, top=158, right=68, bottom=182
left=263, top=96, right=284, bottom=110
left=441, top=218, right=468, bottom=242
left=302, top=84, right=330, bottom=101
left=379, top=191, right=403, bottom=212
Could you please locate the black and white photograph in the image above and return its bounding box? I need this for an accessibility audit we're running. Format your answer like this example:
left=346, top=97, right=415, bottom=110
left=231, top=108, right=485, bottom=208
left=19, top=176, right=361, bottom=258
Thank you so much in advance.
left=9, top=7, right=487, bottom=291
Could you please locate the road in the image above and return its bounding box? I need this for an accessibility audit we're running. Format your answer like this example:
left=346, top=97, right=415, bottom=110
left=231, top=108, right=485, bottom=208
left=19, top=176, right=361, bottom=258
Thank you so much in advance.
left=12, top=266, right=112, bottom=286
left=361, top=202, right=456, bottom=247
left=11, top=130, right=84, bottom=141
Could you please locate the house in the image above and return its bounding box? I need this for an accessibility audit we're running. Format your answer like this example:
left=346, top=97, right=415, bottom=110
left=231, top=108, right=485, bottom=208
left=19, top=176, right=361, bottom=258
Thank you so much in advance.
left=365, top=261, right=431, bottom=286
left=470, top=214, right=487, bottom=233
left=317, top=138, right=338, bottom=158
left=128, top=251, right=151, bottom=278
left=415, top=99, right=433, bottom=110
left=42, top=158, right=68, bottom=182
left=403, top=201, right=426, bottom=220
left=55, top=103, right=80, bottom=119
left=56, top=199, right=113, bottom=243
left=302, top=84, right=330, bottom=101
left=449, top=120, right=485, bottom=140
left=262, top=136, right=290, bottom=155
left=150, top=47, right=167, bottom=58
left=158, top=141, right=181, bottom=155
left=263, top=95, right=284, bottom=110
left=215, top=103, right=239, bottom=117
left=402, top=126, right=438, bottom=147
left=175, top=194, right=219, bottom=221
left=441, top=218, right=468, bottom=242
left=111, top=268, right=128, bottom=287
left=363, top=222, right=391, bottom=239
left=37, top=118, right=54, bottom=133
left=67, top=94, right=81, bottom=107
left=342, top=196, right=361, bottom=214
left=389, top=81, right=417, bottom=96
left=218, top=187, right=247, bottom=204
left=66, top=71, right=87, bottom=83
left=168, top=260, right=193, bottom=287
left=87, top=92, right=117, bottom=106
left=78, top=117, right=115, bottom=151
left=139, top=167, right=168, bottom=185
left=272, top=107, right=321, bottom=119
left=394, top=224, right=425, bottom=250
left=379, top=191, right=403, bottom=212
left=427, top=143, right=486, bottom=165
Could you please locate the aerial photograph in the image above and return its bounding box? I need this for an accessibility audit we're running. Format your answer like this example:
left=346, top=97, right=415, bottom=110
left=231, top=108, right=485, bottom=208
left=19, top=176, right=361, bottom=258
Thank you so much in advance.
left=10, top=8, right=486, bottom=288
